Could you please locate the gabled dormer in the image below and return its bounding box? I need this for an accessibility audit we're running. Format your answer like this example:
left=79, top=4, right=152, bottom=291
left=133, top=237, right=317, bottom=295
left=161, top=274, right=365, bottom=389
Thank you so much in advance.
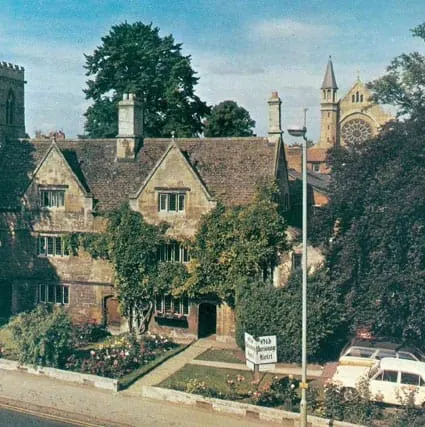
left=130, top=142, right=216, bottom=238
left=23, top=142, right=93, bottom=215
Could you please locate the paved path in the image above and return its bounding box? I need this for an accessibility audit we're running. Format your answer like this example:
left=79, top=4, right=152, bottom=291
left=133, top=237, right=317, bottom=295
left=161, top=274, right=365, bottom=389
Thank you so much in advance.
left=189, top=359, right=323, bottom=378
left=124, top=338, right=213, bottom=391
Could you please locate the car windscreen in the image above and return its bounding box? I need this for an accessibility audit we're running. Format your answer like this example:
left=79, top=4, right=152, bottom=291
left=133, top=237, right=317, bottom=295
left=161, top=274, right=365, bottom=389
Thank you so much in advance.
left=344, top=347, right=375, bottom=358
left=398, top=351, right=419, bottom=361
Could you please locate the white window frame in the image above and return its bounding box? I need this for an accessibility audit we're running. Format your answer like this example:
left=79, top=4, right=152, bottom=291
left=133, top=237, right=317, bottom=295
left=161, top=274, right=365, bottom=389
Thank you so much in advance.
left=154, top=294, right=189, bottom=316
left=40, top=189, right=65, bottom=208
left=158, top=192, right=186, bottom=213
left=312, top=163, right=320, bottom=173
left=38, top=235, right=69, bottom=257
left=39, top=284, right=70, bottom=305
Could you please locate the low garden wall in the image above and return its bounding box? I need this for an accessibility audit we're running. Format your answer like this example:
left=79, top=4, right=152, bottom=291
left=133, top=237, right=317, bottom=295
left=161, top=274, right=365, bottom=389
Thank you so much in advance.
left=0, top=358, right=119, bottom=391
left=141, top=386, right=364, bottom=427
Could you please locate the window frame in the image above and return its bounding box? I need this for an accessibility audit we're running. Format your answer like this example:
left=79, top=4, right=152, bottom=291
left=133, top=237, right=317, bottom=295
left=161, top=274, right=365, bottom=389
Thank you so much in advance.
left=39, top=189, right=65, bottom=208
left=157, top=242, right=190, bottom=263
left=37, top=235, right=69, bottom=257
left=154, top=294, right=190, bottom=316
left=38, top=284, right=70, bottom=305
left=158, top=192, right=186, bottom=213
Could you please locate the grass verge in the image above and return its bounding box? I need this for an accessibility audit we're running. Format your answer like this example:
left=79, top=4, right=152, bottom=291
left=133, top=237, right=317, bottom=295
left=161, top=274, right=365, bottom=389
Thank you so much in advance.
left=195, top=348, right=245, bottom=364
left=159, top=364, right=278, bottom=396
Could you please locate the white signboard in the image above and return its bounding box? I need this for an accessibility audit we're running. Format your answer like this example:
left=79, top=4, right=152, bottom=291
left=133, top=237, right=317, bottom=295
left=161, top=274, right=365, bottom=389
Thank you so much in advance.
left=244, top=332, right=257, bottom=364
left=256, top=335, right=277, bottom=364
left=244, top=332, right=277, bottom=369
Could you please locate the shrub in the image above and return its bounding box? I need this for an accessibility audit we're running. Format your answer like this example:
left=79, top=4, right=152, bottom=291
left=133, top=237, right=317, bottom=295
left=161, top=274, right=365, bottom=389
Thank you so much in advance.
left=71, top=323, right=110, bottom=347
left=321, top=379, right=380, bottom=424
left=8, top=305, right=73, bottom=368
left=235, top=272, right=346, bottom=363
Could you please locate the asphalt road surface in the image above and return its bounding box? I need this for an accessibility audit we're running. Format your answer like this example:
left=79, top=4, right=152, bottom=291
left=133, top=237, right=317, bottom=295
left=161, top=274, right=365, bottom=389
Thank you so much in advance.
left=0, top=407, right=75, bottom=427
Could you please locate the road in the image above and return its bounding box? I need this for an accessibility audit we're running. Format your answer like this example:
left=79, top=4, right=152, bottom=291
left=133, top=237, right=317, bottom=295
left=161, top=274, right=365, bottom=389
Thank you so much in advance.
left=0, top=406, right=75, bottom=427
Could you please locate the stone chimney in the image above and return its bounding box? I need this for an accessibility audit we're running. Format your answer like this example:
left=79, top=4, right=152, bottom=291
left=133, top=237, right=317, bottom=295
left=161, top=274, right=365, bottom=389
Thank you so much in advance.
left=268, top=91, right=282, bottom=144
left=117, top=93, right=143, bottom=160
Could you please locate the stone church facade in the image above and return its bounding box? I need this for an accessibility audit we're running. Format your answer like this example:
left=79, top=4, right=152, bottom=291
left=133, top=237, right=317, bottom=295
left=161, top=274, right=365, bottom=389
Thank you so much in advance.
left=0, top=64, right=290, bottom=342
left=308, top=57, right=392, bottom=174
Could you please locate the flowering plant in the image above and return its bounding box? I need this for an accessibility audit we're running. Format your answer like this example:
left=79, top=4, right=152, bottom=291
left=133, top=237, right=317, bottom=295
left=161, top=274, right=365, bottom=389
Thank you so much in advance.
left=65, top=332, right=177, bottom=378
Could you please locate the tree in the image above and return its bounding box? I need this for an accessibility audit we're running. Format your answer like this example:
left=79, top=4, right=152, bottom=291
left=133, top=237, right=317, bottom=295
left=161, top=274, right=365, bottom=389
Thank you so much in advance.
left=369, top=22, right=425, bottom=119
left=69, top=204, right=164, bottom=333
left=185, top=183, right=287, bottom=304
left=84, top=21, right=210, bottom=138
left=320, top=117, right=425, bottom=344
left=203, top=100, right=255, bottom=137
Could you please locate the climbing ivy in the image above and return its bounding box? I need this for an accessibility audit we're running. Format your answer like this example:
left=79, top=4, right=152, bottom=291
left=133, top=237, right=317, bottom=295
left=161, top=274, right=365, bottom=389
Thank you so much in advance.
left=185, top=182, right=288, bottom=305
left=66, top=182, right=287, bottom=331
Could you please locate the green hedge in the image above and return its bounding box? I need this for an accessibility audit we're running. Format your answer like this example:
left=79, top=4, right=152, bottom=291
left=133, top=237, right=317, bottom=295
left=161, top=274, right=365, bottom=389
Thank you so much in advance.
left=235, top=271, right=347, bottom=363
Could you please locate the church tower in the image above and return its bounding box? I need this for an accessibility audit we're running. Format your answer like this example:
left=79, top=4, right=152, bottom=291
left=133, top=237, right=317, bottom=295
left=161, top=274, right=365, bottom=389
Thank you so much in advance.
left=318, top=57, right=339, bottom=148
left=0, top=62, right=26, bottom=143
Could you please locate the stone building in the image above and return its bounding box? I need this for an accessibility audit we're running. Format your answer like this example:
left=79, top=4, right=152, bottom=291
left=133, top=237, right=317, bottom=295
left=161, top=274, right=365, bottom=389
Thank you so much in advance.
left=286, top=57, right=393, bottom=207
left=0, top=79, right=290, bottom=342
left=307, top=57, right=392, bottom=174
left=0, top=61, right=26, bottom=148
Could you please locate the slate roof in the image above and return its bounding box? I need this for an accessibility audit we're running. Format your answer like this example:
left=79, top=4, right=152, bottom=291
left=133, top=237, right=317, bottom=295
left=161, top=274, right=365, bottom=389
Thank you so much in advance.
left=0, top=137, right=278, bottom=211
left=288, top=168, right=330, bottom=194
left=321, top=57, right=338, bottom=90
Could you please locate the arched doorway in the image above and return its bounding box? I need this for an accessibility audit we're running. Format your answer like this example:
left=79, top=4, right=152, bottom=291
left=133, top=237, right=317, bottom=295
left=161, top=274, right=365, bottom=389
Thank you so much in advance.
left=198, top=302, right=217, bottom=338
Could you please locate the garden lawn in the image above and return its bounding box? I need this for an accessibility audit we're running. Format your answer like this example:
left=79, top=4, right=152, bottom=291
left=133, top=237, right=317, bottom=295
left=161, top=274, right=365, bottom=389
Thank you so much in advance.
left=195, top=348, right=245, bottom=364
left=159, top=364, right=279, bottom=397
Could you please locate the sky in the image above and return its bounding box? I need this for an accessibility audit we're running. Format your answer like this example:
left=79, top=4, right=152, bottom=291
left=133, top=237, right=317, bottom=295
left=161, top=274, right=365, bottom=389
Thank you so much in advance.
left=2, top=0, right=424, bottom=142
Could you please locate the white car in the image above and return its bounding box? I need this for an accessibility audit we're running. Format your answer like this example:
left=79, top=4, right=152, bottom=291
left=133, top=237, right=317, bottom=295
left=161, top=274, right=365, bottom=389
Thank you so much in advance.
left=339, top=343, right=422, bottom=367
left=332, top=357, right=425, bottom=406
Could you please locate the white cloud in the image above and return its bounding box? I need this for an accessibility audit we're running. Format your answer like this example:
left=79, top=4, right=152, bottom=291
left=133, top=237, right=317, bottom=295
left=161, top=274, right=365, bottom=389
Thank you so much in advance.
left=253, top=19, right=334, bottom=41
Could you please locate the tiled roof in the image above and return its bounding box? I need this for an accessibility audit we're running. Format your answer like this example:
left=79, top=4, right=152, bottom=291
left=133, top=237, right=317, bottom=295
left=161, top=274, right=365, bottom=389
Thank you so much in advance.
left=0, top=137, right=278, bottom=211
left=307, top=148, right=328, bottom=162
left=288, top=168, right=330, bottom=193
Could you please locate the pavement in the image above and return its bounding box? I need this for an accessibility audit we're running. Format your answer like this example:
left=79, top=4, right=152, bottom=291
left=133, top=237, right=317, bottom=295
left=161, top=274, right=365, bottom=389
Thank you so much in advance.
left=0, top=336, right=324, bottom=426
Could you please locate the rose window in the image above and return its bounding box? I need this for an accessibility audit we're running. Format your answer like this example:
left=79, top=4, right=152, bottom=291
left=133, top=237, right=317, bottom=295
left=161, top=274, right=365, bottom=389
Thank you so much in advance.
left=341, top=119, right=372, bottom=145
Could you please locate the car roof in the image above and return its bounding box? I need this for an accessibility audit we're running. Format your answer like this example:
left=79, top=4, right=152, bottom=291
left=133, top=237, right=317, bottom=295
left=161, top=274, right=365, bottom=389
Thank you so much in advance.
left=379, top=358, right=425, bottom=375
left=349, top=339, right=400, bottom=350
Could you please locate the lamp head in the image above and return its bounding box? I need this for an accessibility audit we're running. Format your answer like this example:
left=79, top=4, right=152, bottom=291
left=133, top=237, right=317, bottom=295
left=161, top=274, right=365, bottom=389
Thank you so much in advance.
left=287, top=126, right=307, bottom=138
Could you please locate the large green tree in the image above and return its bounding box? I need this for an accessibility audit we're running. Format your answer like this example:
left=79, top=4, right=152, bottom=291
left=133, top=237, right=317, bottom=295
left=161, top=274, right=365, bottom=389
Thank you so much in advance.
left=321, top=117, right=425, bottom=344
left=369, top=22, right=425, bottom=119
left=83, top=22, right=210, bottom=138
left=203, top=100, right=256, bottom=137
left=313, top=22, right=425, bottom=345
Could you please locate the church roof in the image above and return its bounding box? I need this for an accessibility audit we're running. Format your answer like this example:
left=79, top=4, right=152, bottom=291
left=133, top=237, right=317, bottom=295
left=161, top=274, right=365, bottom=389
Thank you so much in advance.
left=321, top=57, right=338, bottom=90
left=0, top=137, right=278, bottom=211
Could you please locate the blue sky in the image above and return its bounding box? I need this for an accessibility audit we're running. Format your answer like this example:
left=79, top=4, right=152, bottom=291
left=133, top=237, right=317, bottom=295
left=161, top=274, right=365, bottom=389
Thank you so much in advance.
left=2, top=0, right=424, bottom=141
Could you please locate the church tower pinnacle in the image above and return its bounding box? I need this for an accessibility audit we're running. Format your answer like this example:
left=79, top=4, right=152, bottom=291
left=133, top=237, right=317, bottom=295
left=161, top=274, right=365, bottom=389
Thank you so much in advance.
left=318, top=56, right=339, bottom=148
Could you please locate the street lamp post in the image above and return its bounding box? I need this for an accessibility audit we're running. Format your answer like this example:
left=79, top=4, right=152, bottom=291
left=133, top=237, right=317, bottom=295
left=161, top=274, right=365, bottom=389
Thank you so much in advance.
left=287, top=108, right=308, bottom=427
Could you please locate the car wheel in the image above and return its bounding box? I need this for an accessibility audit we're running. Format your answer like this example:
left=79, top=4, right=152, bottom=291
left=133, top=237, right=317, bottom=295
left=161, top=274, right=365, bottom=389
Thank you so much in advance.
left=343, top=387, right=358, bottom=401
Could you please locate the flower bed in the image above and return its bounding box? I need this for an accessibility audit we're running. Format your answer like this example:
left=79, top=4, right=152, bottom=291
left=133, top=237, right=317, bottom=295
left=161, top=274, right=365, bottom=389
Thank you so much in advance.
left=159, top=364, right=301, bottom=410
left=65, top=332, right=179, bottom=379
